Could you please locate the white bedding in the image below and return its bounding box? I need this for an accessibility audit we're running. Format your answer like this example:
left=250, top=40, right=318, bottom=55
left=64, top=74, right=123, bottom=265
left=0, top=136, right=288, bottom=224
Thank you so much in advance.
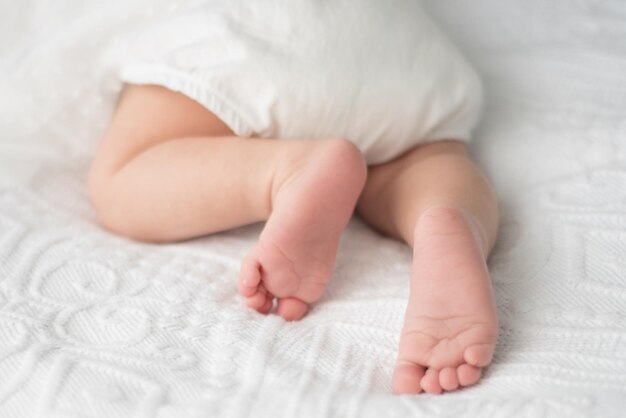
left=2, top=1, right=626, bottom=417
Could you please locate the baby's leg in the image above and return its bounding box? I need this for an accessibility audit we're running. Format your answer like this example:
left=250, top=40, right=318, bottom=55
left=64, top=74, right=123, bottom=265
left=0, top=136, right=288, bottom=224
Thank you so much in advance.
left=357, top=140, right=498, bottom=394
left=89, top=84, right=367, bottom=320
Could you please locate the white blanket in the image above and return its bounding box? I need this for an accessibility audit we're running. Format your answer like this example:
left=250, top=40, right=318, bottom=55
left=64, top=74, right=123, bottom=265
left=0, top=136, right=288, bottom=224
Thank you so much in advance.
left=2, top=1, right=626, bottom=417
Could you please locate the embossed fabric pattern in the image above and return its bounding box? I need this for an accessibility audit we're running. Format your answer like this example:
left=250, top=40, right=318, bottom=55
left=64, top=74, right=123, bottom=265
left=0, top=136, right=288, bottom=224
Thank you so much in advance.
left=1, top=1, right=626, bottom=417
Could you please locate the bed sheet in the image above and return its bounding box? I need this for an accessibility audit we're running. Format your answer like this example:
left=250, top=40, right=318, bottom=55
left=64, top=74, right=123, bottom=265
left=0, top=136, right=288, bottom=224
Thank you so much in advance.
left=1, top=1, right=626, bottom=417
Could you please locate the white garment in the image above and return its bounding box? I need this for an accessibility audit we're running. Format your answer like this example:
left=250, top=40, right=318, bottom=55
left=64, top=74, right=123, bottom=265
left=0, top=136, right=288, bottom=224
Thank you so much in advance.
left=111, top=0, right=482, bottom=164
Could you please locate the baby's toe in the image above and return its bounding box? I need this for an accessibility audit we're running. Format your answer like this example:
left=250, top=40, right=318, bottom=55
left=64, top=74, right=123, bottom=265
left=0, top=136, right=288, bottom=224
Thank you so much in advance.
left=276, top=297, right=309, bottom=321
left=464, top=343, right=494, bottom=367
left=457, top=364, right=482, bottom=387
left=392, top=362, right=425, bottom=394
left=420, top=369, right=442, bottom=394
left=245, top=284, right=272, bottom=311
left=257, top=295, right=274, bottom=314
left=240, top=283, right=259, bottom=298
left=239, top=255, right=262, bottom=297
left=439, top=367, right=459, bottom=391
left=245, top=292, right=266, bottom=310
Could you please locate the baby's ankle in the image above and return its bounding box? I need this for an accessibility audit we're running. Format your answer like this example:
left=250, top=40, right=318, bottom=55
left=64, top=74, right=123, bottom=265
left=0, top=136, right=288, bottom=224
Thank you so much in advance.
left=414, top=204, right=491, bottom=257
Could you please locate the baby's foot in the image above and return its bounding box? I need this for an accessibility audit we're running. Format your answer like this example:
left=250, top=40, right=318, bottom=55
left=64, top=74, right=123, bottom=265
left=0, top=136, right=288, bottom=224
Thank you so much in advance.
left=239, top=139, right=367, bottom=321
left=392, top=205, right=498, bottom=394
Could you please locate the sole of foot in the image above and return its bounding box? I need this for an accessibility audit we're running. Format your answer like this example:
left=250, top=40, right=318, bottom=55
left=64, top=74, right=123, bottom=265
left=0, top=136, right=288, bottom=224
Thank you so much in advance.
left=392, top=205, right=498, bottom=394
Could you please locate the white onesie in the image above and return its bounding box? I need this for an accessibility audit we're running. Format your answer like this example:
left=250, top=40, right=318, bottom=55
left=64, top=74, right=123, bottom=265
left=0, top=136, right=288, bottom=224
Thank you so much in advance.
left=113, top=0, right=483, bottom=164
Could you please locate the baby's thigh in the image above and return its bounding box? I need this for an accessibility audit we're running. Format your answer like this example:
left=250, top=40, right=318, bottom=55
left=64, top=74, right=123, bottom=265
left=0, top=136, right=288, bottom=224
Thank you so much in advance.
left=93, top=84, right=233, bottom=173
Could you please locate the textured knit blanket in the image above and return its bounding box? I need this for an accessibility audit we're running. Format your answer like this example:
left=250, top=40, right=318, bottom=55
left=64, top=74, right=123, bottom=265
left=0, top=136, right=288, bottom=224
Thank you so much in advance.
left=1, top=1, right=626, bottom=417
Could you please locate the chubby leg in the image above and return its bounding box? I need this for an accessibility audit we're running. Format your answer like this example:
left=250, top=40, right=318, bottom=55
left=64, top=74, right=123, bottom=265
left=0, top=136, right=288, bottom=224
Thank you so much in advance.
left=357, top=140, right=498, bottom=394
left=89, top=84, right=366, bottom=320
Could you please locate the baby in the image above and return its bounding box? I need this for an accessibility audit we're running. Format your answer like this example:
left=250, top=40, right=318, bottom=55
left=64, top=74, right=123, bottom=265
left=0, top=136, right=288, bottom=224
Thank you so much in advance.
left=89, top=0, right=498, bottom=394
